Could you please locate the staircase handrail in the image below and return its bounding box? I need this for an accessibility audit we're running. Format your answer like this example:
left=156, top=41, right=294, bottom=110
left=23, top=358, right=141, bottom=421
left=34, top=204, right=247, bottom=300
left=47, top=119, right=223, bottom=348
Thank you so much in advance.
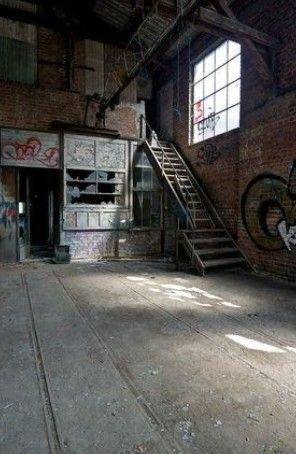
left=140, top=116, right=190, bottom=226
left=169, top=143, right=228, bottom=229
left=140, top=115, right=181, bottom=178
left=174, top=174, right=194, bottom=230
left=170, top=142, right=251, bottom=267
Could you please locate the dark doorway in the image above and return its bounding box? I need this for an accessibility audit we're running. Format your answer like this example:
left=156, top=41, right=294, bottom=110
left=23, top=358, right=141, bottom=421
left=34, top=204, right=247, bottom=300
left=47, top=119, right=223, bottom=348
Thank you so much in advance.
left=18, top=168, right=60, bottom=258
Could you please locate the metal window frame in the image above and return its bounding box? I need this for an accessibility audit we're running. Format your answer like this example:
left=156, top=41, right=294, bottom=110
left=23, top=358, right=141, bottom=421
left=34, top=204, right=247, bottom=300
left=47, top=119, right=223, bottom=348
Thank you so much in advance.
left=190, top=39, right=241, bottom=145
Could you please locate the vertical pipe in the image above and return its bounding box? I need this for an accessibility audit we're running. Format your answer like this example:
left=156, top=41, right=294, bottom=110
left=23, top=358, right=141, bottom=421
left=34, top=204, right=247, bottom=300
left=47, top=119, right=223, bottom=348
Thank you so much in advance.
left=161, top=181, right=165, bottom=254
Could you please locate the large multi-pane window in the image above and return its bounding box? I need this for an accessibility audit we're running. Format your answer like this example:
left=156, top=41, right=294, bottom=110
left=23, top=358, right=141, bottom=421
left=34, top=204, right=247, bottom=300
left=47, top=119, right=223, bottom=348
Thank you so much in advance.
left=191, top=40, right=241, bottom=144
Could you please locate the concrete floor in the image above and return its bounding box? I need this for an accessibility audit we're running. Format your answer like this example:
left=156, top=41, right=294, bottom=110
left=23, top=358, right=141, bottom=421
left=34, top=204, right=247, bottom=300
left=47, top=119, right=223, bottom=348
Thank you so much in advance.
left=1, top=261, right=296, bottom=454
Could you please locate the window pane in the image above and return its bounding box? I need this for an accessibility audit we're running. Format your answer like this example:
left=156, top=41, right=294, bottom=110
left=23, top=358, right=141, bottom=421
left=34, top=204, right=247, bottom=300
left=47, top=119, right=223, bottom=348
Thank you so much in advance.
left=228, top=80, right=240, bottom=107
left=151, top=193, right=160, bottom=227
left=195, top=123, right=203, bottom=143
left=142, top=167, right=152, bottom=189
left=227, top=104, right=240, bottom=130
left=215, top=110, right=227, bottom=136
left=228, top=40, right=240, bottom=59
left=0, top=37, right=36, bottom=84
left=204, top=52, right=215, bottom=75
left=134, top=150, right=149, bottom=167
left=193, top=100, right=204, bottom=124
left=133, top=192, right=142, bottom=226
left=203, top=123, right=215, bottom=140
left=215, top=64, right=227, bottom=91
left=204, top=95, right=214, bottom=119
left=228, top=55, right=241, bottom=83
left=193, top=81, right=203, bottom=103
left=198, top=109, right=216, bottom=140
left=204, top=73, right=215, bottom=97
left=142, top=192, right=151, bottom=226
left=215, top=87, right=227, bottom=113
left=133, top=167, right=142, bottom=188
left=194, top=61, right=203, bottom=82
left=215, top=42, right=227, bottom=68
left=152, top=172, right=159, bottom=189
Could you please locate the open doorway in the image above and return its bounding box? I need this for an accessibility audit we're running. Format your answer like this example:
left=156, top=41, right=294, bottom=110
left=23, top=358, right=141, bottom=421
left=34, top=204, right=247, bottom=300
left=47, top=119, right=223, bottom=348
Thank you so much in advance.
left=18, top=168, right=60, bottom=259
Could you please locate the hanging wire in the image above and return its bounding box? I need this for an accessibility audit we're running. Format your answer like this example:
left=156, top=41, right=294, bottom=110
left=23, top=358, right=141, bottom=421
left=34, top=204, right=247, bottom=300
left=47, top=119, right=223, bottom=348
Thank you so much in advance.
left=173, top=41, right=182, bottom=119
left=173, top=0, right=187, bottom=119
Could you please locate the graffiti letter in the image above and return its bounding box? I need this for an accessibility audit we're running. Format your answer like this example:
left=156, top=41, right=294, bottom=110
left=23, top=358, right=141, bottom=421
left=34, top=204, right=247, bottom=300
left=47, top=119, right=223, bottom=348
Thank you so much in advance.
left=241, top=162, right=296, bottom=251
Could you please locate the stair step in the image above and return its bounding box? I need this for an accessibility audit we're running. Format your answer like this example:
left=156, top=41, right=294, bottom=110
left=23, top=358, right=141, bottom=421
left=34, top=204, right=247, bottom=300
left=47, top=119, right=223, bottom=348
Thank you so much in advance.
left=152, top=146, right=173, bottom=151
left=159, top=160, right=180, bottom=164
left=179, top=229, right=224, bottom=233
left=192, top=218, right=211, bottom=222
left=160, top=159, right=180, bottom=164
left=166, top=171, right=187, bottom=175
left=203, top=257, right=245, bottom=268
left=197, top=247, right=239, bottom=256
left=154, top=150, right=176, bottom=155
left=190, top=237, right=231, bottom=244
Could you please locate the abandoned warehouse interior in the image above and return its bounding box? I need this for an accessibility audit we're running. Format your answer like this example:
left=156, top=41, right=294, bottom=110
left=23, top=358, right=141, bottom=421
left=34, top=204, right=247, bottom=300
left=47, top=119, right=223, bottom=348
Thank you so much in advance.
left=0, top=0, right=295, bottom=279
left=0, top=0, right=296, bottom=452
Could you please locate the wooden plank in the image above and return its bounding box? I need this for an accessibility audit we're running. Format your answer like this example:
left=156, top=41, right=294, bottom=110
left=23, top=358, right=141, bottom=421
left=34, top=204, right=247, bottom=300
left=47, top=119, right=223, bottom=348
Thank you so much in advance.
left=196, top=6, right=279, bottom=48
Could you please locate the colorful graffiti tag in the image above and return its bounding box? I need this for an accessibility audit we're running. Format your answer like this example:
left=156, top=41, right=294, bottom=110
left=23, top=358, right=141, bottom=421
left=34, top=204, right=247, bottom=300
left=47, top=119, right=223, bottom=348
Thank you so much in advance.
left=0, top=168, right=16, bottom=242
left=1, top=129, right=60, bottom=169
left=193, top=101, right=220, bottom=134
left=241, top=162, right=296, bottom=251
left=0, top=198, right=16, bottom=240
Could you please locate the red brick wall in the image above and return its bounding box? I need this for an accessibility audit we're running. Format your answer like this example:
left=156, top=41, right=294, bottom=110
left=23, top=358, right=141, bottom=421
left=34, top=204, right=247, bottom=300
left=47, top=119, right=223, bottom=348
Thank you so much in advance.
left=0, top=27, right=139, bottom=138
left=154, top=0, right=296, bottom=279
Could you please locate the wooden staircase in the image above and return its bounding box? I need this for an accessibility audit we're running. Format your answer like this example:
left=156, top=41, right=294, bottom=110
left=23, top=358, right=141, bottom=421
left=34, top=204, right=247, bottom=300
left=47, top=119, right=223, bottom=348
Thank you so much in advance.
left=143, top=133, right=248, bottom=276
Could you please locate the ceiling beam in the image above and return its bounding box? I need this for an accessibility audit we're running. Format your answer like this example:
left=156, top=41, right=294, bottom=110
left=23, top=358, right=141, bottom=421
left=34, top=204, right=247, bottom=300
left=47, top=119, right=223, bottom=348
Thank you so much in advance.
left=195, top=6, right=280, bottom=48
left=98, top=0, right=203, bottom=115
left=209, top=0, right=276, bottom=86
left=0, top=4, right=128, bottom=46
left=123, top=0, right=161, bottom=43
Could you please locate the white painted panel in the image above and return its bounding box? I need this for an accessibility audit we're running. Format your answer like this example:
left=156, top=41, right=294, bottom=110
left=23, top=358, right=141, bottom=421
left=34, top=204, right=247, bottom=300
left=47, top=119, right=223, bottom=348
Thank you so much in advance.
left=1, top=129, right=60, bottom=168
left=65, top=134, right=96, bottom=168
left=76, top=212, right=88, bottom=228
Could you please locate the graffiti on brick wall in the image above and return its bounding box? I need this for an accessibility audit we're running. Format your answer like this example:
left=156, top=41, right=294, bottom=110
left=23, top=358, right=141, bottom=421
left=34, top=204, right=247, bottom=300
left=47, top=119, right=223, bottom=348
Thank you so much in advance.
left=241, top=162, right=296, bottom=251
left=196, top=144, right=221, bottom=165
left=0, top=168, right=16, bottom=241
left=1, top=129, right=60, bottom=168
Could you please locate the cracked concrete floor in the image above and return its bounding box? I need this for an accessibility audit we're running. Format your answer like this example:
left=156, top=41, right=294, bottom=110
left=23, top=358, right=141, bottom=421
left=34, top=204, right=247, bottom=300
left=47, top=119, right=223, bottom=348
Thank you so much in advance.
left=1, top=260, right=296, bottom=453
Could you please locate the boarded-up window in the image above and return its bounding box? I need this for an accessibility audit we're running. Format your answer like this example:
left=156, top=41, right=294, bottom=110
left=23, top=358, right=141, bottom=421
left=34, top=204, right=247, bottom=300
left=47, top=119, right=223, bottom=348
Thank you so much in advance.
left=0, top=16, right=36, bottom=84
left=85, top=40, right=104, bottom=96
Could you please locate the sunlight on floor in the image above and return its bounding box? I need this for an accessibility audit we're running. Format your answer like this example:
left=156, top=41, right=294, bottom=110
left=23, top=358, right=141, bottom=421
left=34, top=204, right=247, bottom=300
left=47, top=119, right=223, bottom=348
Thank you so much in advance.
left=126, top=276, right=241, bottom=309
left=226, top=334, right=285, bottom=353
left=219, top=301, right=241, bottom=308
